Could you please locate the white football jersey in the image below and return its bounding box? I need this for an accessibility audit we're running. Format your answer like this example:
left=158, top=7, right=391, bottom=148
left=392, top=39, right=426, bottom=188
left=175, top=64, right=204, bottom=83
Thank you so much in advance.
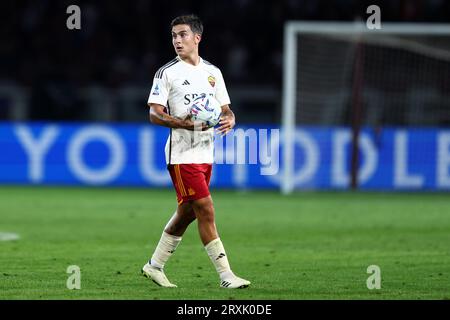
left=148, top=56, right=231, bottom=164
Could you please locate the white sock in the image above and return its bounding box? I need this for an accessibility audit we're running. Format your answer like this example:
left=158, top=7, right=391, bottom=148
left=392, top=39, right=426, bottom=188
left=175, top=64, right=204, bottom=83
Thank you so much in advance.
left=150, top=231, right=182, bottom=269
left=204, top=238, right=234, bottom=280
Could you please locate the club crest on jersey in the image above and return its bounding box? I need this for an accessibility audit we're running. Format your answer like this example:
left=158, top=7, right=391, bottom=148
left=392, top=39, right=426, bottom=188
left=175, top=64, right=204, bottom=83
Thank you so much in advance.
left=208, top=76, right=216, bottom=88
left=152, top=83, right=160, bottom=96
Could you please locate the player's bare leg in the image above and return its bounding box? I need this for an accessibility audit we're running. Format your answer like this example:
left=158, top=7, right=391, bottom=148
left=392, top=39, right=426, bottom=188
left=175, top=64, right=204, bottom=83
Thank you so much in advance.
left=192, top=196, right=251, bottom=289
left=142, top=202, right=196, bottom=287
left=164, top=202, right=197, bottom=236
left=191, top=196, right=218, bottom=245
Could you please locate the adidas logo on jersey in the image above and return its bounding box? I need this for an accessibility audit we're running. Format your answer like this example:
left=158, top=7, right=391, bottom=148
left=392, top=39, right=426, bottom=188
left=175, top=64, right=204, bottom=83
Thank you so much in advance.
left=182, top=80, right=190, bottom=85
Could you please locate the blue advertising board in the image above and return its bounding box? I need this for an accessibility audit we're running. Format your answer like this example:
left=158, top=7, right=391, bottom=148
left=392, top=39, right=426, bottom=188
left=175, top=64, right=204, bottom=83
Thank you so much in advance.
left=0, top=122, right=449, bottom=190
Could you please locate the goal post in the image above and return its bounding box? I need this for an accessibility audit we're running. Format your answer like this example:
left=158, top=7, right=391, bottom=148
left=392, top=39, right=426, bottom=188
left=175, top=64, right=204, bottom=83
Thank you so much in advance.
left=281, top=21, right=450, bottom=194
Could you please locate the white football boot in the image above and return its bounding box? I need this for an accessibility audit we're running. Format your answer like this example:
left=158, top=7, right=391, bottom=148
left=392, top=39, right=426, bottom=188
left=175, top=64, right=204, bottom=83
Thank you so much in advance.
left=141, top=262, right=177, bottom=288
left=220, top=274, right=251, bottom=289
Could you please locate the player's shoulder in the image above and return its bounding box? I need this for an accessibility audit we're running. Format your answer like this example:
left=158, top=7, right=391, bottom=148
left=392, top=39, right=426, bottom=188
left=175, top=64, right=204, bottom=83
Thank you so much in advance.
left=202, top=58, right=222, bottom=73
left=154, top=57, right=181, bottom=79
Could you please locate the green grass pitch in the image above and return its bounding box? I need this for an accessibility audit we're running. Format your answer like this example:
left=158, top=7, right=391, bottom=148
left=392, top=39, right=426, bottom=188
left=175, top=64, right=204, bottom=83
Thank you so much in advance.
left=0, top=186, right=449, bottom=300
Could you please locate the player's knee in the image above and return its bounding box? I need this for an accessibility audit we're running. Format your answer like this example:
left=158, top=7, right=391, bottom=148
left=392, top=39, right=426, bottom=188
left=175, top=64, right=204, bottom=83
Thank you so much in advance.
left=197, top=205, right=214, bottom=220
left=201, top=210, right=214, bottom=223
left=193, top=199, right=215, bottom=221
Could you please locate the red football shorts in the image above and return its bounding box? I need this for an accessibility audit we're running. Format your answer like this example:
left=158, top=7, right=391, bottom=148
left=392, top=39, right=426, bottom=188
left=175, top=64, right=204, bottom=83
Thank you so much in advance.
left=167, top=164, right=212, bottom=205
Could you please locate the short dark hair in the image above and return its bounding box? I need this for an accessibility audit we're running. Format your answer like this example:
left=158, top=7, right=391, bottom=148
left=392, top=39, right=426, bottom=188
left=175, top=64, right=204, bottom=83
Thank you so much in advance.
left=171, top=14, right=203, bottom=35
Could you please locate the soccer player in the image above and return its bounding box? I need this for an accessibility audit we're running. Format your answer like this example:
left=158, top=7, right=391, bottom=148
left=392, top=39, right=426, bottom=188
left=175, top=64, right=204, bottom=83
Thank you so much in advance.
left=142, top=14, right=251, bottom=289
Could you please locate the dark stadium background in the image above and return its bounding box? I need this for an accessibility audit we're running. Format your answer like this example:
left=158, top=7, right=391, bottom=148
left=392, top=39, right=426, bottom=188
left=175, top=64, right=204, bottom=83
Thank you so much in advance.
left=2, top=0, right=449, bottom=124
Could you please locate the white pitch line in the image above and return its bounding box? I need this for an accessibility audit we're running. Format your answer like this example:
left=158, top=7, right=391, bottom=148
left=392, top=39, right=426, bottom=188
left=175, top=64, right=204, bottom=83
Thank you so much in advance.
left=0, top=232, right=20, bottom=241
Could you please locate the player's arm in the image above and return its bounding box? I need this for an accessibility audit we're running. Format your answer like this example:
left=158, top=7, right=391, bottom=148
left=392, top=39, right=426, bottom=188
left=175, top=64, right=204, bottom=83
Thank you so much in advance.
left=217, top=104, right=235, bottom=136
left=148, top=103, right=206, bottom=131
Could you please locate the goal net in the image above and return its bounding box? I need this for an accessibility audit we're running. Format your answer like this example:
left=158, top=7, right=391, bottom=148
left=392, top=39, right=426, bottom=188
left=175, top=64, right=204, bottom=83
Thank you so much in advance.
left=281, top=22, right=450, bottom=193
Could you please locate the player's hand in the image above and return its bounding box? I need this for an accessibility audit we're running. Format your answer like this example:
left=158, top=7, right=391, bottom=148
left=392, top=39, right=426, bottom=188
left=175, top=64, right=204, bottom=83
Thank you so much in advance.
left=216, top=116, right=235, bottom=136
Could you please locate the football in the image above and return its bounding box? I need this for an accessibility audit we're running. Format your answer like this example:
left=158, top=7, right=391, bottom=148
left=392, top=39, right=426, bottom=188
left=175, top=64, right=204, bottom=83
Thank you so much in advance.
left=190, top=94, right=222, bottom=128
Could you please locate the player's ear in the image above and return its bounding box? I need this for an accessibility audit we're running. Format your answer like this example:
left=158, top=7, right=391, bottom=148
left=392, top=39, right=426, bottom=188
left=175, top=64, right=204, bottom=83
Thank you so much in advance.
left=195, top=33, right=202, bottom=44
